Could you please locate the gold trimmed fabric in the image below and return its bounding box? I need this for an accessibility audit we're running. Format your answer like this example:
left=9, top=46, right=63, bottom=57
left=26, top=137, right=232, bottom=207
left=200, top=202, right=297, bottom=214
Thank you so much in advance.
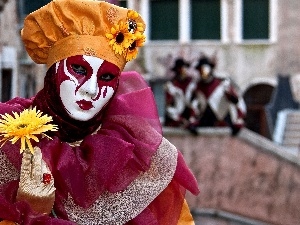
left=63, top=137, right=178, bottom=224
left=0, top=150, right=19, bottom=185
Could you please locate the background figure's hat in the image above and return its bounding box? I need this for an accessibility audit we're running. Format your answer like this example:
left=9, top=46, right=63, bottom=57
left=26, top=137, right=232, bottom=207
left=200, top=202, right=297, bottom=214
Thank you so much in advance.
left=21, top=0, right=146, bottom=70
left=195, top=56, right=215, bottom=70
left=171, top=58, right=190, bottom=71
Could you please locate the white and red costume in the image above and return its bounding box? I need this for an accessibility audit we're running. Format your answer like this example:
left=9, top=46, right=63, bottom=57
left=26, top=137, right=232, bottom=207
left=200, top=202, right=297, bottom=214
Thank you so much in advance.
left=190, top=56, right=246, bottom=134
left=165, top=58, right=197, bottom=129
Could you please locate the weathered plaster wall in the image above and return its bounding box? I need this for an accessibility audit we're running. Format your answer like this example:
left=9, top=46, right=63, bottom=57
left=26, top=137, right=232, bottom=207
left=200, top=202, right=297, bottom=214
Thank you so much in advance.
left=164, top=128, right=300, bottom=225
left=0, top=0, right=20, bottom=48
left=276, top=0, right=300, bottom=75
left=139, top=0, right=300, bottom=93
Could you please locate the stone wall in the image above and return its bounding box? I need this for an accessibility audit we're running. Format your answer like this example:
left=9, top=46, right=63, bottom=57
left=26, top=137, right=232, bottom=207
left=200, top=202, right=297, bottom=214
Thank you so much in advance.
left=164, top=128, right=300, bottom=225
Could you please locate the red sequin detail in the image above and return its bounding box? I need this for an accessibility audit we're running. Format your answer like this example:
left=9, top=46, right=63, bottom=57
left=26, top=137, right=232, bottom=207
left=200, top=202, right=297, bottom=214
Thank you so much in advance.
left=43, top=173, right=52, bottom=184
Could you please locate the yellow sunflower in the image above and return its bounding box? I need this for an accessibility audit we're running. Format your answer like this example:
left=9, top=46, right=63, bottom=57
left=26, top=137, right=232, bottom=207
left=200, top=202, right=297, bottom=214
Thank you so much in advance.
left=0, top=107, right=58, bottom=154
left=106, top=20, right=134, bottom=55
left=127, top=10, right=145, bottom=34
left=125, top=32, right=146, bottom=61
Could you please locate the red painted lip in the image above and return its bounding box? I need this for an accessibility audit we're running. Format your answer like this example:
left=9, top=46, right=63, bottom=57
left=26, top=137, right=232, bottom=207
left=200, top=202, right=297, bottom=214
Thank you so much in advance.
left=76, top=100, right=93, bottom=110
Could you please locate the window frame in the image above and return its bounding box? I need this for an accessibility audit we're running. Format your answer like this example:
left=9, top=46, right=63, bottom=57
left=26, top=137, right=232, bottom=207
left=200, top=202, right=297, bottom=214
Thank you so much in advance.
left=142, top=0, right=276, bottom=44
left=234, top=0, right=277, bottom=44
left=146, top=0, right=225, bottom=43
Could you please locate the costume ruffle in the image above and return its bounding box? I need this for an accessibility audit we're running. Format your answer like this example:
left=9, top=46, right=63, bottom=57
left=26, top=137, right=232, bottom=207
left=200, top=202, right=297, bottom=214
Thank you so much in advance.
left=0, top=72, right=199, bottom=224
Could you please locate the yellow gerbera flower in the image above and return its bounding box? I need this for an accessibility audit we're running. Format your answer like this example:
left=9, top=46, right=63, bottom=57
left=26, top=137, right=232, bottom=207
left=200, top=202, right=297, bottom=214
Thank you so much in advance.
left=0, top=107, right=58, bottom=154
left=125, top=32, right=146, bottom=61
left=106, top=20, right=134, bottom=55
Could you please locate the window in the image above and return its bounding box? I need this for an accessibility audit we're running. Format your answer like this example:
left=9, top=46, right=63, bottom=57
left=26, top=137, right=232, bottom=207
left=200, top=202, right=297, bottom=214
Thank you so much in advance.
left=146, top=0, right=275, bottom=43
left=1, top=69, right=12, bottom=102
left=149, top=0, right=222, bottom=41
left=243, top=0, right=269, bottom=39
left=18, top=0, right=51, bottom=20
left=150, top=0, right=179, bottom=40
left=119, top=0, right=127, bottom=8
left=23, top=0, right=50, bottom=15
left=24, top=73, right=37, bottom=98
left=191, top=0, right=221, bottom=40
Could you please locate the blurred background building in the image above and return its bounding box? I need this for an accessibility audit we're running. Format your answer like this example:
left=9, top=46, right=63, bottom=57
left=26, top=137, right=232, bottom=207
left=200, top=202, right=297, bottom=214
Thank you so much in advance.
left=1, top=0, right=300, bottom=224
left=2, top=0, right=300, bottom=140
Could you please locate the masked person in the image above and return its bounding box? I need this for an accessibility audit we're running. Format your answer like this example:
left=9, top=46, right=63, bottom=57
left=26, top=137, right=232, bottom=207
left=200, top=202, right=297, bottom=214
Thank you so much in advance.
left=0, top=0, right=199, bottom=224
left=164, top=58, right=197, bottom=130
left=191, top=55, right=246, bottom=135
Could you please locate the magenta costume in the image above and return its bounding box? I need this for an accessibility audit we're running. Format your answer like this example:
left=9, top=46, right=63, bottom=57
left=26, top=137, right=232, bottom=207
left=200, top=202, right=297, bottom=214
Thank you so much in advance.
left=0, top=70, right=199, bottom=224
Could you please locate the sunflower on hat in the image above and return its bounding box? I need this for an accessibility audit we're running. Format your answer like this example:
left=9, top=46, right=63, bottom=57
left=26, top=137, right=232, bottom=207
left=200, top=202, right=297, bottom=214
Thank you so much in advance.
left=106, top=20, right=134, bottom=55
left=106, top=9, right=146, bottom=62
left=126, top=31, right=146, bottom=61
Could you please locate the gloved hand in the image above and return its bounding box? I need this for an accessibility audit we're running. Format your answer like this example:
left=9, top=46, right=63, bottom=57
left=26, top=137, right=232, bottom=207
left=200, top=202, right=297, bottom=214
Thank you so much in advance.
left=225, top=91, right=239, bottom=104
left=231, top=125, right=242, bottom=136
left=16, top=147, right=55, bottom=215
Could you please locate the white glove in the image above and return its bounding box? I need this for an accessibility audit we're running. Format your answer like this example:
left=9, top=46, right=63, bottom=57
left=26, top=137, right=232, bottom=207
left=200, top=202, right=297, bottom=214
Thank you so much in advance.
left=16, top=147, right=55, bottom=215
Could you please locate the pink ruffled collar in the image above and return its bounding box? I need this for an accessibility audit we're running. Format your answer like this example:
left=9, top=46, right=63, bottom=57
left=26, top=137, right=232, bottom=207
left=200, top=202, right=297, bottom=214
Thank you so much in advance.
left=1, top=71, right=163, bottom=208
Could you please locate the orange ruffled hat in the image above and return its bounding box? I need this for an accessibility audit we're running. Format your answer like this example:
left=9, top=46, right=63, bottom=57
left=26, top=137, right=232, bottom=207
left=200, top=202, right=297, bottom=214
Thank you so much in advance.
left=21, top=0, right=146, bottom=70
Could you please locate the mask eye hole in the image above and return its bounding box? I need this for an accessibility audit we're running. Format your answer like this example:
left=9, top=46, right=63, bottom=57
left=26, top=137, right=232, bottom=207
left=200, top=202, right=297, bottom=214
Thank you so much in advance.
left=71, top=64, right=87, bottom=75
left=99, top=73, right=116, bottom=81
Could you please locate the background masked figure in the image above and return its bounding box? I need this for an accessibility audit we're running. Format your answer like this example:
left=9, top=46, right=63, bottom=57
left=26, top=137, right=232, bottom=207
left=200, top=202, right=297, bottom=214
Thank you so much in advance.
left=0, top=0, right=199, bottom=224
left=191, top=55, right=246, bottom=135
left=164, top=58, right=197, bottom=130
